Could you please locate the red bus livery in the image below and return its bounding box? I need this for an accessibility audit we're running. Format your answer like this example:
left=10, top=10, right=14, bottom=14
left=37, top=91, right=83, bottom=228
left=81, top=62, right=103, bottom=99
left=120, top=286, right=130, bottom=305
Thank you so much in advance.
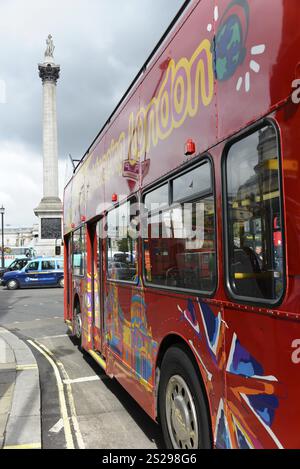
left=64, top=0, right=300, bottom=449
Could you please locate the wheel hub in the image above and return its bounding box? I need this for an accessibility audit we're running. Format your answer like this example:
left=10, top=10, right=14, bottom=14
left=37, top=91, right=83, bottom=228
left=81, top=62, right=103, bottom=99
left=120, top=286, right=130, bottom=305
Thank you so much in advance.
left=171, top=394, right=191, bottom=441
left=165, top=374, right=198, bottom=449
left=75, top=313, right=82, bottom=339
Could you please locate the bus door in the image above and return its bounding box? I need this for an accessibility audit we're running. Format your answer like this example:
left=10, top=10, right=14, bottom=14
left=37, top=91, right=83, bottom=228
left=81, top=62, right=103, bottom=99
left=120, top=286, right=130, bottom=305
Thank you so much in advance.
left=104, top=198, right=139, bottom=376
left=64, top=235, right=72, bottom=322
left=90, top=219, right=105, bottom=353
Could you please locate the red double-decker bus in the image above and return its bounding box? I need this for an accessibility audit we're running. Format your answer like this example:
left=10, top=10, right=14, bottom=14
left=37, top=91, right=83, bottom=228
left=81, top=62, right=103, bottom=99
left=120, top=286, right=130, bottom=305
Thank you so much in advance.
left=64, top=0, right=300, bottom=449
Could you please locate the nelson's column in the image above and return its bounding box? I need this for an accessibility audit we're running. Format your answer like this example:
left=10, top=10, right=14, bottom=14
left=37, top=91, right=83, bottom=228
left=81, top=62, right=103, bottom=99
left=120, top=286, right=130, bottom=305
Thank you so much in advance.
left=34, top=35, right=62, bottom=256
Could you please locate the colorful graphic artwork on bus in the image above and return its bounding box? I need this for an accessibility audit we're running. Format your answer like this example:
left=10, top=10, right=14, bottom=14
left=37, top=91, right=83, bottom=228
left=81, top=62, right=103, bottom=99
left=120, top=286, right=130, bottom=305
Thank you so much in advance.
left=82, top=273, right=93, bottom=346
left=212, top=0, right=249, bottom=81
left=178, top=299, right=283, bottom=449
left=105, top=283, right=158, bottom=388
left=178, top=300, right=201, bottom=339
left=211, top=0, right=266, bottom=93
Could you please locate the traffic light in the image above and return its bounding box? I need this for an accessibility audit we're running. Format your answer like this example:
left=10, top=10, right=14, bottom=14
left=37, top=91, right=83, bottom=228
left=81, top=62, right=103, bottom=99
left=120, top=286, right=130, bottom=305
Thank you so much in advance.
left=55, top=246, right=61, bottom=256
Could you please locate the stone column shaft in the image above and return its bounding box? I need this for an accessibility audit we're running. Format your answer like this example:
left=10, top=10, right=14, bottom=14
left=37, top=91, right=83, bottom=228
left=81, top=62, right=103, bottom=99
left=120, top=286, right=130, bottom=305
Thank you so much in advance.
left=43, top=79, right=59, bottom=199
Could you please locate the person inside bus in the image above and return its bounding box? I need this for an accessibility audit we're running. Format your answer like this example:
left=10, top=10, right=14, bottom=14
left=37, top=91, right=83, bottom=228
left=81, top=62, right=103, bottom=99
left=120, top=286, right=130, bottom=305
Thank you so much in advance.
left=255, top=245, right=263, bottom=269
left=232, top=244, right=263, bottom=298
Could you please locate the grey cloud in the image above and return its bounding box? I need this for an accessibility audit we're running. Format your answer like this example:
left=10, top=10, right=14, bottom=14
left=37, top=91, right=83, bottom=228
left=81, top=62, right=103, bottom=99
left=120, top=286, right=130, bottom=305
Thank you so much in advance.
left=0, top=0, right=184, bottom=226
left=0, top=0, right=184, bottom=158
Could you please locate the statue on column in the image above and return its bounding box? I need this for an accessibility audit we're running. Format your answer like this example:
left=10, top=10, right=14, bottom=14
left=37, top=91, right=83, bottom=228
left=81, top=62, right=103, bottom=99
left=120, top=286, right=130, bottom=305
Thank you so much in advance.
left=45, top=34, right=55, bottom=58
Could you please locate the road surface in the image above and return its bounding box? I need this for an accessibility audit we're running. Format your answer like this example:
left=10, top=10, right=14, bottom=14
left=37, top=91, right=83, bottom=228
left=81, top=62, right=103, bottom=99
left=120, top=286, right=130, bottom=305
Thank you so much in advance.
left=0, top=286, right=163, bottom=449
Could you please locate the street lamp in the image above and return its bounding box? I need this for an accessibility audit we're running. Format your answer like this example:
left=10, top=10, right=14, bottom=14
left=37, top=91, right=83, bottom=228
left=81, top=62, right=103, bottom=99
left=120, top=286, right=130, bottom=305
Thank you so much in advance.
left=0, top=205, right=5, bottom=269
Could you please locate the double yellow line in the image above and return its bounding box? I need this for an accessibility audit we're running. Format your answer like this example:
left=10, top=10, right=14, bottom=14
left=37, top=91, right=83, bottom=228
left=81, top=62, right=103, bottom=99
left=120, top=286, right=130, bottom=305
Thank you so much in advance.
left=28, top=339, right=84, bottom=450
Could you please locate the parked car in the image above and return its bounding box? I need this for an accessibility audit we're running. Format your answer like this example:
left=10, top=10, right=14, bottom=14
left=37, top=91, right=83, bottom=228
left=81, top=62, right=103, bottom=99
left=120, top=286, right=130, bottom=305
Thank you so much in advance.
left=2, top=257, right=64, bottom=290
left=108, top=261, right=136, bottom=281
left=111, top=251, right=136, bottom=263
left=0, top=257, right=31, bottom=284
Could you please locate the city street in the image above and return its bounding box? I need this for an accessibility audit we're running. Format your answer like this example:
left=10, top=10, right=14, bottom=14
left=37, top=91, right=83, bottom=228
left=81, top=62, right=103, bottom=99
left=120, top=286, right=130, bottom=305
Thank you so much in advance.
left=0, top=287, right=163, bottom=449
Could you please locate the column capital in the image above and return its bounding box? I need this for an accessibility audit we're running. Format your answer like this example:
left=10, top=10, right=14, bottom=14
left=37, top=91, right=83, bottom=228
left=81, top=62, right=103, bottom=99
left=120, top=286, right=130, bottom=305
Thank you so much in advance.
left=38, top=63, right=60, bottom=84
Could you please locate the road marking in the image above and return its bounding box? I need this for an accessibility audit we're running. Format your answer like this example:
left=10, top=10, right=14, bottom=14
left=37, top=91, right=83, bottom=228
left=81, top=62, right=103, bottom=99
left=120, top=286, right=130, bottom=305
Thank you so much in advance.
left=35, top=319, right=41, bottom=321
left=4, top=442, right=42, bottom=449
left=40, top=334, right=68, bottom=340
left=63, top=375, right=100, bottom=385
left=16, top=364, right=38, bottom=371
left=29, top=340, right=85, bottom=449
left=36, top=341, right=85, bottom=450
left=49, top=418, right=64, bottom=434
left=28, top=339, right=75, bottom=449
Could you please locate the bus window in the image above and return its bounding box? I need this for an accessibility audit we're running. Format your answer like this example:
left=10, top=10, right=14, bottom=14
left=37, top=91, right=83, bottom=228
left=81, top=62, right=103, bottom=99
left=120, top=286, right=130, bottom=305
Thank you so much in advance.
left=144, top=183, right=169, bottom=212
left=143, top=160, right=216, bottom=293
left=72, top=227, right=85, bottom=276
left=225, top=124, right=284, bottom=302
left=172, top=163, right=211, bottom=202
left=106, top=198, right=138, bottom=282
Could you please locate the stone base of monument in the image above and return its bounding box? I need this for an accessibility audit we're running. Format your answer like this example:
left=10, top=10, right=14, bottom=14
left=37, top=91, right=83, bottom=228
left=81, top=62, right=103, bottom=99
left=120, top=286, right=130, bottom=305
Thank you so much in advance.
left=34, top=198, right=63, bottom=257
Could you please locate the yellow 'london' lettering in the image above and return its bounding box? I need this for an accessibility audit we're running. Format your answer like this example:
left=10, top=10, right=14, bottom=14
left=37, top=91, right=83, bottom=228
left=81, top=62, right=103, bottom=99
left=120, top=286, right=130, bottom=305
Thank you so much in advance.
left=92, top=37, right=214, bottom=182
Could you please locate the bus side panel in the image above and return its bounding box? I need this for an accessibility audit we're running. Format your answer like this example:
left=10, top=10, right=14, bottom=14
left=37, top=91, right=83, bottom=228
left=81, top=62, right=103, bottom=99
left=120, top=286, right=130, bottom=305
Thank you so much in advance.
left=104, top=282, right=226, bottom=427
left=223, top=308, right=300, bottom=449
left=218, top=105, right=300, bottom=449
left=140, top=0, right=216, bottom=189
left=103, top=282, right=155, bottom=413
left=105, top=347, right=156, bottom=420
left=216, top=0, right=285, bottom=140
left=85, top=137, right=106, bottom=224
left=276, top=109, right=300, bottom=304
left=145, top=291, right=226, bottom=435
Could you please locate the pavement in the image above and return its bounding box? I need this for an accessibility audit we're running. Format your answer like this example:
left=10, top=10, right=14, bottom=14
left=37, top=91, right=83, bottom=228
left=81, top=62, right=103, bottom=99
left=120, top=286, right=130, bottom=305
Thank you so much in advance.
left=0, top=327, right=41, bottom=449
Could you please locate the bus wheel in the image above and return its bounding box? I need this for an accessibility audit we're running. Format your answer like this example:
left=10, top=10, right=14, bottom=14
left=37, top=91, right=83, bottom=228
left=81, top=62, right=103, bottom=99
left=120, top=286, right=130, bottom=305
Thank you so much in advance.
left=74, top=304, right=82, bottom=341
left=158, top=345, right=211, bottom=449
left=7, top=279, right=19, bottom=290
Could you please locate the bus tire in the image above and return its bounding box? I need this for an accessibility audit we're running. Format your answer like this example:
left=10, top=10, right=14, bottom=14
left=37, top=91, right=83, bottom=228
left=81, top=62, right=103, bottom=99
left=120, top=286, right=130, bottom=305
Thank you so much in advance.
left=74, top=302, right=82, bottom=342
left=158, top=344, right=211, bottom=449
left=6, top=279, right=19, bottom=290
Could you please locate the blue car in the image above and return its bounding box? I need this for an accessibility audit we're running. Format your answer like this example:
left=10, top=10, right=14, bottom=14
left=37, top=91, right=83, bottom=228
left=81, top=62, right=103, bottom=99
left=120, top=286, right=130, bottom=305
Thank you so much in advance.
left=2, top=257, right=64, bottom=290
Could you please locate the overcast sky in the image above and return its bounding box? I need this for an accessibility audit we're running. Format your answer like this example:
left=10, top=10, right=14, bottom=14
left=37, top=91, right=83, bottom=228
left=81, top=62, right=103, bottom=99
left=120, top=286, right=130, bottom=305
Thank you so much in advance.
left=0, top=0, right=184, bottom=227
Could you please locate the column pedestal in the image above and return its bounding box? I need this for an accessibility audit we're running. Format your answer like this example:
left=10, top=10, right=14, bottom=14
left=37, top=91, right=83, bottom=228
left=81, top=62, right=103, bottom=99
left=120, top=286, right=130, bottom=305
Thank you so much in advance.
left=34, top=198, right=62, bottom=257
